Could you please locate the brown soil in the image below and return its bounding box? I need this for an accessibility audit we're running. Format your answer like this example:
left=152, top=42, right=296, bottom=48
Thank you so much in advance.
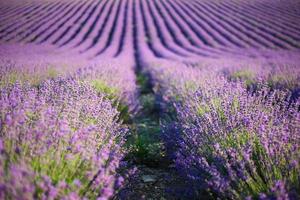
left=115, top=164, right=190, bottom=200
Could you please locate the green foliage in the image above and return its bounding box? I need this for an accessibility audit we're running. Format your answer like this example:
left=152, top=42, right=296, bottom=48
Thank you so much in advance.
left=0, top=68, right=59, bottom=88
left=230, top=69, right=255, bottom=87
left=83, top=116, right=98, bottom=126
left=116, top=102, right=131, bottom=123
left=216, top=129, right=298, bottom=198
left=184, top=80, right=198, bottom=92
left=220, top=128, right=251, bottom=150
left=128, top=118, right=164, bottom=165
left=46, top=68, right=59, bottom=79
left=137, top=73, right=152, bottom=94
left=231, top=96, right=240, bottom=112
left=91, top=79, right=119, bottom=99
left=126, top=72, right=166, bottom=166
left=30, top=147, right=90, bottom=187
left=197, top=104, right=210, bottom=117
left=90, top=79, right=131, bottom=122
left=2, top=139, right=92, bottom=198
left=140, top=94, right=156, bottom=114
left=267, top=74, right=297, bottom=91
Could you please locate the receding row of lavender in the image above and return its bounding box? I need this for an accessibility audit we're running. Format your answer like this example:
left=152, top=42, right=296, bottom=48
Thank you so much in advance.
left=0, top=0, right=300, bottom=59
left=0, top=0, right=300, bottom=199
left=148, top=59, right=300, bottom=199
left=1, top=59, right=299, bottom=199
left=0, top=58, right=139, bottom=199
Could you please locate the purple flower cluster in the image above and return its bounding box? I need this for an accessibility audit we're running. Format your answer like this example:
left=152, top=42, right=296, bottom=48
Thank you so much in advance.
left=0, top=76, right=126, bottom=199
left=0, top=59, right=61, bottom=88
left=73, top=61, right=138, bottom=113
left=149, top=60, right=300, bottom=199
left=0, top=55, right=139, bottom=115
left=218, top=59, right=300, bottom=99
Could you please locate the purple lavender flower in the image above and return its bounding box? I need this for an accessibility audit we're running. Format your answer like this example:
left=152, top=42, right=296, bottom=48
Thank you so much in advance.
left=0, top=76, right=128, bottom=199
left=148, top=60, right=300, bottom=199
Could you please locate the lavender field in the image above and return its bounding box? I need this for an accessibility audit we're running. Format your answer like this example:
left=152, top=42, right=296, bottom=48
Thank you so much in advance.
left=0, top=0, right=300, bottom=199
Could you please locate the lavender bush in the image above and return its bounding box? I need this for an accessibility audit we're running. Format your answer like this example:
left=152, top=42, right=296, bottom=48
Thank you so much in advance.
left=0, top=77, right=126, bottom=199
left=73, top=62, right=138, bottom=115
left=149, top=60, right=300, bottom=199
left=0, top=58, right=139, bottom=122
left=0, top=60, right=60, bottom=88
left=176, top=81, right=300, bottom=199
left=222, top=60, right=300, bottom=99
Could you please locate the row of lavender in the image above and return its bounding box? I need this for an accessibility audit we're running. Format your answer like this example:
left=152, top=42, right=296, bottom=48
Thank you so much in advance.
left=147, top=59, right=300, bottom=199
left=0, top=58, right=138, bottom=199
left=1, top=0, right=299, bottom=60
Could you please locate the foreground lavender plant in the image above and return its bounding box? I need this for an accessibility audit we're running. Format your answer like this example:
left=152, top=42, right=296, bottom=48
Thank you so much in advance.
left=0, top=60, right=61, bottom=88
left=0, top=77, right=126, bottom=199
left=176, top=81, right=300, bottom=199
left=221, top=60, right=300, bottom=99
left=149, top=60, right=300, bottom=199
left=73, top=62, right=138, bottom=115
